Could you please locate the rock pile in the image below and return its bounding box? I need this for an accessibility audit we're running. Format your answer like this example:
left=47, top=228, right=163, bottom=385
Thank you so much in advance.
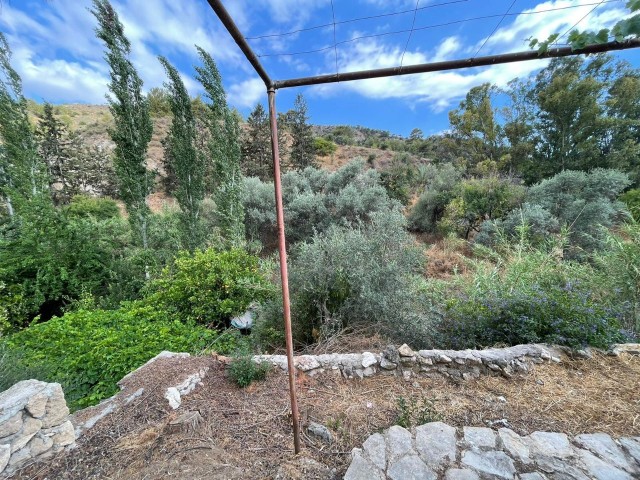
left=254, top=344, right=560, bottom=381
left=0, top=380, right=75, bottom=476
left=345, top=422, right=640, bottom=480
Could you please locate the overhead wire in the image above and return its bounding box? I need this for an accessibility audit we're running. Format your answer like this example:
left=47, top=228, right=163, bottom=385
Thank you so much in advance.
left=474, top=0, right=518, bottom=57
left=330, top=0, right=339, bottom=74
left=245, top=0, right=469, bottom=40
left=558, top=0, right=607, bottom=41
left=400, top=0, right=421, bottom=68
left=255, top=0, right=623, bottom=58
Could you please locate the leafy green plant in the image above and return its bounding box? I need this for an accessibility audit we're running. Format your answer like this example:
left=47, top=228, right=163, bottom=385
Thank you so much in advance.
left=620, top=189, right=640, bottom=222
left=313, top=137, right=338, bottom=156
left=2, top=305, right=237, bottom=409
left=143, top=247, right=274, bottom=328
left=395, top=396, right=441, bottom=428
left=227, top=355, right=271, bottom=388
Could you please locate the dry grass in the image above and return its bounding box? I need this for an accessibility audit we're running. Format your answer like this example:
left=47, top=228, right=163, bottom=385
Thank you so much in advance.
left=12, top=350, right=639, bottom=480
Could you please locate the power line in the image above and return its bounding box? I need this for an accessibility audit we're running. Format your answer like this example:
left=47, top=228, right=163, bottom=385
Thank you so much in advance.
left=246, top=0, right=469, bottom=40
left=474, top=0, right=517, bottom=57
left=330, top=0, right=338, bottom=74
left=558, top=0, right=607, bottom=41
left=400, top=0, right=421, bottom=68
left=256, top=0, right=623, bottom=58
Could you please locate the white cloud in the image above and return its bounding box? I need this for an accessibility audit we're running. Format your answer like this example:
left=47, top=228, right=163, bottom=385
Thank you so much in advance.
left=228, top=78, right=267, bottom=109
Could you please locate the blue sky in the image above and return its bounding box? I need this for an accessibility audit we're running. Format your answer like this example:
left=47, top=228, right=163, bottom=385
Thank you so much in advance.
left=0, top=0, right=638, bottom=136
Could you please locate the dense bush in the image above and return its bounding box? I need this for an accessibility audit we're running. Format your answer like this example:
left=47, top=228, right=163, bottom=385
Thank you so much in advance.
left=256, top=211, right=439, bottom=347
left=313, top=137, right=337, bottom=156
left=142, top=247, right=274, bottom=328
left=408, top=163, right=462, bottom=232
left=477, top=169, right=631, bottom=256
left=0, top=206, right=128, bottom=330
left=620, top=189, right=640, bottom=222
left=2, top=305, right=236, bottom=409
left=65, top=195, right=120, bottom=220
left=243, top=160, right=399, bottom=247
left=439, top=240, right=630, bottom=349
left=227, top=355, right=271, bottom=388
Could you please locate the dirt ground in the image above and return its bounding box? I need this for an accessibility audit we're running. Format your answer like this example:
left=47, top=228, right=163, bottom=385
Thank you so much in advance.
left=11, top=351, right=640, bottom=480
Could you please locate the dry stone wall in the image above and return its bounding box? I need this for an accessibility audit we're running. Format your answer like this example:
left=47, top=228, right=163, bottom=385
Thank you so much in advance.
left=253, top=344, right=560, bottom=381
left=0, top=380, right=75, bottom=477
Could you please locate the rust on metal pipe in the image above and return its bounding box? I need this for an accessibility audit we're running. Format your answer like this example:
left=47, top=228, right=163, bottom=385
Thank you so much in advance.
left=206, top=0, right=272, bottom=88
left=267, top=88, right=302, bottom=454
left=273, top=39, right=640, bottom=89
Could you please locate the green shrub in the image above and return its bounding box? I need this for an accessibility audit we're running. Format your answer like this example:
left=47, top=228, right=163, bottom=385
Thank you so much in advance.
left=620, top=189, right=640, bottom=222
left=2, top=305, right=236, bottom=409
left=440, top=240, right=630, bottom=349
left=227, top=356, right=271, bottom=388
left=65, top=195, right=121, bottom=220
left=243, top=160, right=398, bottom=247
left=143, top=247, right=274, bottom=328
left=257, top=211, right=439, bottom=347
left=395, top=396, right=441, bottom=428
left=408, top=163, right=462, bottom=232
left=313, top=137, right=337, bottom=156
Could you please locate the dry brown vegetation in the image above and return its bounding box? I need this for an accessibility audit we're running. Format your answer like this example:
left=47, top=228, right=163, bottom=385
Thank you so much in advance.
left=12, top=351, right=640, bottom=480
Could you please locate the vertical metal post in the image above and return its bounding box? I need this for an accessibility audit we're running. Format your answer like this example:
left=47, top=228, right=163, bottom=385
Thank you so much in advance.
left=267, top=87, right=301, bottom=454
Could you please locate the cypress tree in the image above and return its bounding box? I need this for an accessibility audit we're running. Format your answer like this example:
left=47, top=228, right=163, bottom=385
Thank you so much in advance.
left=194, top=46, right=244, bottom=244
left=159, top=56, right=204, bottom=250
left=0, top=32, right=49, bottom=215
left=241, top=103, right=271, bottom=180
left=91, top=0, right=153, bottom=250
left=287, top=93, right=315, bottom=171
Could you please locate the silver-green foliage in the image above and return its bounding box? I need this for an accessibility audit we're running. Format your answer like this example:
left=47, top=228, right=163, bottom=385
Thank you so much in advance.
left=243, top=159, right=399, bottom=246
left=91, top=0, right=154, bottom=249
left=159, top=56, right=204, bottom=250
left=195, top=46, right=244, bottom=245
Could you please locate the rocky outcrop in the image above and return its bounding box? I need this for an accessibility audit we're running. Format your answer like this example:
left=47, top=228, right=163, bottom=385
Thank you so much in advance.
left=345, top=422, right=640, bottom=479
left=254, top=344, right=561, bottom=381
left=0, top=380, right=75, bottom=477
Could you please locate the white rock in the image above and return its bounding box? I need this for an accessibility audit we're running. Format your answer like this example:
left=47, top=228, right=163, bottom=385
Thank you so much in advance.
left=296, top=355, right=320, bottom=372
left=0, top=444, right=9, bottom=474
left=361, top=352, right=377, bottom=368
left=386, top=425, right=415, bottom=463
left=344, top=451, right=385, bottom=480
left=529, top=431, right=574, bottom=459
left=619, top=437, right=640, bottom=465
left=398, top=344, right=414, bottom=357
left=388, top=454, right=436, bottom=480
left=461, top=450, right=516, bottom=479
left=25, top=393, right=48, bottom=419
left=41, top=385, right=70, bottom=428
left=27, top=433, right=53, bottom=456
left=165, top=387, right=181, bottom=409
left=463, top=426, right=497, bottom=450
left=574, top=433, right=636, bottom=473
left=0, top=412, right=22, bottom=439
left=415, top=421, right=457, bottom=468
left=362, top=433, right=386, bottom=471
left=307, top=422, right=333, bottom=443
left=576, top=448, right=634, bottom=480
left=498, top=428, right=531, bottom=464
left=363, top=367, right=375, bottom=377
left=379, top=358, right=397, bottom=370
left=445, top=468, right=480, bottom=480
left=47, top=420, right=75, bottom=447
left=10, top=416, right=42, bottom=453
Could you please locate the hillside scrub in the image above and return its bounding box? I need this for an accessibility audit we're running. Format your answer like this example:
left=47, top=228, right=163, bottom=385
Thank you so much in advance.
left=243, top=160, right=399, bottom=247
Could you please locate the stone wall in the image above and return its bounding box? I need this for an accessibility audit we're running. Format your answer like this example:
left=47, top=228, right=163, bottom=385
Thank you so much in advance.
left=0, top=380, right=75, bottom=477
left=254, top=343, right=560, bottom=381
left=344, top=422, right=640, bottom=479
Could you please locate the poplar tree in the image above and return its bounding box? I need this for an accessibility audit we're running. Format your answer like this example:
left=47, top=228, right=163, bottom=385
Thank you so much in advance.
left=91, top=0, right=153, bottom=251
left=0, top=32, right=49, bottom=215
left=159, top=56, right=204, bottom=250
left=194, top=46, right=244, bottom=244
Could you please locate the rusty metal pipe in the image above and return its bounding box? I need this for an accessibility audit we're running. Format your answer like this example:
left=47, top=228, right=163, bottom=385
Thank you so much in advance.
left=206, top=0, right=272, bottom=88
left=267, top=88, right=301, bottom=454
left=272, top=39, right=640, bottom=89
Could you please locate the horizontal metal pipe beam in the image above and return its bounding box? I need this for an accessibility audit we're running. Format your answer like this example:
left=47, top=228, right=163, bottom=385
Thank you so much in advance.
left=272, top=39, right=640, bottom=89
left=206, top=0, right=272, bottom=88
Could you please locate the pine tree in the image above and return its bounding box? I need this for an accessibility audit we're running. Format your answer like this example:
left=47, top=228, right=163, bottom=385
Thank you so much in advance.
left=287, top=93, right=315, bottom=171
left=0, top=33, right=49, bottom=215
left=241, top=103, right=271, bottom=180
left=91, top=0, right=153, bottom=250
left=159, top=56, right=204, bottom=250
left=195, top=46, right=244, bottom=244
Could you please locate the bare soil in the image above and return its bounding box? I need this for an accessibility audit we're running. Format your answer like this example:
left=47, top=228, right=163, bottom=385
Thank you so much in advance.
left=10, top=350, right=640, bottom=480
